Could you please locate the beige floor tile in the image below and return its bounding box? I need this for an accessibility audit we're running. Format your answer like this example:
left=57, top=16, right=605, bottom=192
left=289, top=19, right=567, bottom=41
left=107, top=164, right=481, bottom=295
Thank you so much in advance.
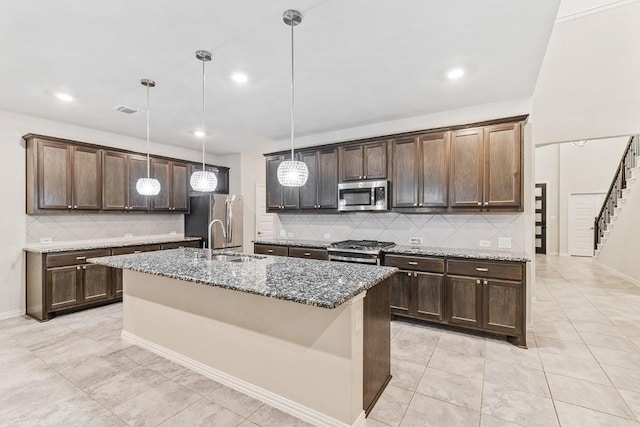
left=415, top=367, right=483, bottom=411
left=206, top=384, right=264, bottom=418
left=399, top=393, right=480, bottom=427
left=540, top=352, right=611, bottom=385
left=485, top=338, right=543, bottom=371
left=481, top=382, right=559, bottom=426
left=589, top=346, right=640, bottom=370
left=535, top=334, right=596, bottom=361
left=248, top=405, right=313, bottom=427
left=580, top=332, right=640, bottom=353
left=436, top=332, right=487, bottom=357
left=393, top=322, right=442, bottom=345
left=428, top=347, right=485, bottom=381
left=479, top=414, right=522, bottom=426
left=369, top=385, right=414, bottom=427
left=145, top=356, right=189, bottom=379
left=532, top=322, right=584, bottom=343
left=619, top=389, right=640, bottom=421
left=546, top=373, right=635, bottom=419
left=601, top=364, right=640, bottom=393
left=172, top=369, right=223, bottom=396
left=238, top=421, right=260, bottom=427
left=365, top=418, right=393, bottom=427
left=391, top=338, right=436, bottom=366
left=112, top=380, right=202, bottom=426
left=161, top=398, right=245, bottom=426
left=390, top=359, right=425, bottom=392
left=484, top=359, right=551, bottom=398
left=55, top=350, right=139, bottom=390
left=84, top=365, right=166, bottom=409
left=554, top=401, right=640, bottom=427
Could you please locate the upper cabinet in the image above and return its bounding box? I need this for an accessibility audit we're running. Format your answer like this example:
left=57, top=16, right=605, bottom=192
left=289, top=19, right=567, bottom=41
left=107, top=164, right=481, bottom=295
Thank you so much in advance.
left=266, top=155, right=299, bottom=211
left=26, top=134, right=228, bottom=215
left=103, top=152, right=150, bottom=211
left=391, top=133, right=449, bottom=210
left=151, top=159, right=189, bottom=212
left=339, top=141, right=387, bottom=182
left=27, top=138, right=101, bottom=213
left=450, top=123, right=522, bottom=211
left=299, top=148, right=338, bottom=210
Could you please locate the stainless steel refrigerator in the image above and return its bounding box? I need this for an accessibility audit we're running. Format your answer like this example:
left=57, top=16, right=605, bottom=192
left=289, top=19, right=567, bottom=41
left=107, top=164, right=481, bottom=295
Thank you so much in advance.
left=184, top=194, right=243, bottom=251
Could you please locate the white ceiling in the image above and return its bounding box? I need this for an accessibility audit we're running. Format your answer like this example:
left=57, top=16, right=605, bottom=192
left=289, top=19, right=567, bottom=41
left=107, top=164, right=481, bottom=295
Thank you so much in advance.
left=0, top=0, right=559, bottom=154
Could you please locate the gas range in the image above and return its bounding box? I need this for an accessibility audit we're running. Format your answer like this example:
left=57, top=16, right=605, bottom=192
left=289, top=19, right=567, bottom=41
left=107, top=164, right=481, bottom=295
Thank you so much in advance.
left=327, top=240, right=395, bottom=265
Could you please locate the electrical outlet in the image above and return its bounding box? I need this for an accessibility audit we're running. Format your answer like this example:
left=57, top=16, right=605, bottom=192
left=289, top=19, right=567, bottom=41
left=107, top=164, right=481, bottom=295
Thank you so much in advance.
left=279, top=229, right=287, bottom=238
left=324, top=233, right=331, bottom=239
left=40, top=237, right=53, bottom=244
left=479, top=240, right=491, bottom=248
left=124, top=233, right=133, bottom=239
left=409, top=237, right=423, bottom=245
left=498, top=237, right=512, bottom=249
left=287, top=232, right=294, bottom=238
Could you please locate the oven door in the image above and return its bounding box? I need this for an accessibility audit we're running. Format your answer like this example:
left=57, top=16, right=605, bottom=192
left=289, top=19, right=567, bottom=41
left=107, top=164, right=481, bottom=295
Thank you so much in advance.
left=327, top=251, right=379, bottom=265
left=338, top=180, right=388, bottom=211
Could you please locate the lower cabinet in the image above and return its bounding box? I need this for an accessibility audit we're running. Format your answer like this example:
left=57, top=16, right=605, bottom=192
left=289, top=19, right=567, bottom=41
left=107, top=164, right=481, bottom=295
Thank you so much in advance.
left=26, top=240, right=201, bottom=321
left=288, top=247, right=328, bottom=260
left=385, top=254, right=526, bottom=346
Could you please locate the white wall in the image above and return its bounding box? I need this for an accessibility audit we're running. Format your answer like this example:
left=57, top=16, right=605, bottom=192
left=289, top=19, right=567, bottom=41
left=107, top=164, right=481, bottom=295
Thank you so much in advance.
left=532, top=1, right=640, bottom=145
left=0, top=109, right=223, bottom=318
left=534, top=136, right=629, bottom=256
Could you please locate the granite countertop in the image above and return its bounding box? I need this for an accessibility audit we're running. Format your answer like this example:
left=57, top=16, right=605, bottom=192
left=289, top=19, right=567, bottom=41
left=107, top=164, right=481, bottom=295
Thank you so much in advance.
left=385, top=245, right=530, bottom=262
left=88, top=248, right=397, bottom=309
left=253, top=239, right=331, bottom=249
left=24, top=235, right=202, bottom=254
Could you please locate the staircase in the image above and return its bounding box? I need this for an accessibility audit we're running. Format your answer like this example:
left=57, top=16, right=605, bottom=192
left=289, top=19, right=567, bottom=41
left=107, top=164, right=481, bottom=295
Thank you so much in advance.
left=594, top=135, right=640, bottom=256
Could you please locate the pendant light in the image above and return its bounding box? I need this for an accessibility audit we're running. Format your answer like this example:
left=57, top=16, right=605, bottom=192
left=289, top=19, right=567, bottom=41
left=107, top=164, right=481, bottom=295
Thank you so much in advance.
left=136, top=79, right=161, bottom=196
left=190, top=50, right=218, bottom=192
left=277, top=9, right=309, bottom=187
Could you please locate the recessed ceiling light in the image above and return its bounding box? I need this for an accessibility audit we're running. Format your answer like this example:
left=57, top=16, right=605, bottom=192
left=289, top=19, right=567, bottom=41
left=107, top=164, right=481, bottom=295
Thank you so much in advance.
left=193, top=130, right=206, bottom=138
left=446, top=68, right=465, bottom=80
left=55, top=92, right=74, bottom=102
left=230, top=72, right=248, bottom=84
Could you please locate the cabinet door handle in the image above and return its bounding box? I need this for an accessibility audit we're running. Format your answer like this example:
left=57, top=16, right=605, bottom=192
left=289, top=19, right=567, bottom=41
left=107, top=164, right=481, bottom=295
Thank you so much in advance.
left=414, top=272, right=418, bottom=277
left=304, top=252, right=311, bottom=256
left=76, top=266, right=81, bottom=270
left=75, top=256, right=86, bottom=260
left=483, top=202, right=488, bottom=207
left=364, top=176, right=367, bottom=179
left=407, top=261, right=418, bottom=266
left=419, top=203, right=423, bottom=207
left=67, top=205, right=72, bottom=209
left=476, top=279, right=481, bottom=284
left=483, top=279, right=488, bottom=285
left=407, top=272, right=412, bottom=277
left=476, top=267, right=489, bottom=272
left=73, top=205, right=78, bottom=209
left=267, top=249, right=274, bottom=253
left=133, top=250, right=142, bottom=254
left=82, top=266, right=87, bottom=270
left=477, top=202, right=482, bottom=206
left=317, top=204, right=321, bottom=208
left=413, top=203, right=417, bottom=207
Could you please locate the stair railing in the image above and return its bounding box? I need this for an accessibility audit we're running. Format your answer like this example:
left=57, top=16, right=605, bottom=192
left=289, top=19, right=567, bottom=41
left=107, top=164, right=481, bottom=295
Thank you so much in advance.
left=594, top=135, right=639, bottom=252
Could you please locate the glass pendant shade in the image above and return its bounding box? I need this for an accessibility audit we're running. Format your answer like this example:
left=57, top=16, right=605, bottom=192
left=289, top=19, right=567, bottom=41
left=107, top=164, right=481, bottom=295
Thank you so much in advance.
left=277, top=160, right=309, bottom=187
left=136, top=177, right=161, bottom=196
left=190, top=170, right=218, bottom=192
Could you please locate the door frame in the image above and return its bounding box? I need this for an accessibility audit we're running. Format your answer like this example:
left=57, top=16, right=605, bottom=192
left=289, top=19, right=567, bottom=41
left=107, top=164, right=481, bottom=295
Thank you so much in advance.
left=535, top=183, right=547, bottom=254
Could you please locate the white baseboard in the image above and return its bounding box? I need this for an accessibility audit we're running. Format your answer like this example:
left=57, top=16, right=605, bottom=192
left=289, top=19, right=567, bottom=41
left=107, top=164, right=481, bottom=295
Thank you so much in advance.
left=121, top=331, right=366, bottom=427
left=593, top=260, right=640, bottom=287
left=0, top=309, right=23, bottom=321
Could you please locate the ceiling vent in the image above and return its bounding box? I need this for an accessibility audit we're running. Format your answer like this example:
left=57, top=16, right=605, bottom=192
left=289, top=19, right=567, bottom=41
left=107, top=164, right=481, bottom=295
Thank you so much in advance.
left=113, top=105, right=142, bottom=115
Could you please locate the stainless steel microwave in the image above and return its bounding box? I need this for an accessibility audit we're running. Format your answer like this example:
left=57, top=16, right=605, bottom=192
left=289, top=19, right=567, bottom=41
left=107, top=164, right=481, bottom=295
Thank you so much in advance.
left=338, top=180, right=389, bottom=212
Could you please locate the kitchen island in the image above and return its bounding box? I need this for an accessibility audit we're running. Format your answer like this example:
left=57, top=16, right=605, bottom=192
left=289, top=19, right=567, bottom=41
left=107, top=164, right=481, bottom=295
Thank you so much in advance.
left=88, top=248, right=396, bottom=427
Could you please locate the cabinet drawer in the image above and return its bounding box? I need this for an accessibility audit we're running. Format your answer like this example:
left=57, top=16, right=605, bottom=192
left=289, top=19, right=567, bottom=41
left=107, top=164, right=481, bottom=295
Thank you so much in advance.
left=288, top=247, right=328, bottom=260
left=384, top=254, right=444, bottom=273
left=160, top=241, right=201, bottom=250
left=46, top=249, right=111, bottom=268
left=447, top=259, right=523, bottom=281
left=254, top=244, right=288, bottom=257
left=111, top=244, right=161, bottom=256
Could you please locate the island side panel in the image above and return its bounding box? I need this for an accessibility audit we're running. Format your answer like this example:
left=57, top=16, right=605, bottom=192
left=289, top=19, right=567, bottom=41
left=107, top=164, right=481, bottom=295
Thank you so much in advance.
left=122, top=270, right=365, bottom=426
left=363, top=277, right=391, bottom=415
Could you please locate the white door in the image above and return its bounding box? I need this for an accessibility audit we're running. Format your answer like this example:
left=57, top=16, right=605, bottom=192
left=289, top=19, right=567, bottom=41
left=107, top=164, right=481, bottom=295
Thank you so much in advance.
left=568, top=193, right=605, bottom=257
left=255, top=184, right=274, bottom=240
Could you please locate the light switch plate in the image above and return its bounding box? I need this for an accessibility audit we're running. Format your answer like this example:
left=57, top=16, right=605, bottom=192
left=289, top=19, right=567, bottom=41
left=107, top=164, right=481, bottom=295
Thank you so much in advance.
left=279, top=229, right=287, bottom=238
left=40, top=237, right=53, bottom=244
left=479, top=240, right=491, bottom=248
left=324, top=233, right=331, bottom=239
left=498, top=237, right=512, bottom=249
left=409, top=237, right=423, bottom=245
left=124, top=233, right=133, bottom=239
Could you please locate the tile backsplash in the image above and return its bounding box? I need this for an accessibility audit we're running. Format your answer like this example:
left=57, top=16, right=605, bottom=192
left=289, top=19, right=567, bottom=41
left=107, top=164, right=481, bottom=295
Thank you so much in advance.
left=275, top=212, right=527, bottom=251
left=25, top=214, right=184, bottom=244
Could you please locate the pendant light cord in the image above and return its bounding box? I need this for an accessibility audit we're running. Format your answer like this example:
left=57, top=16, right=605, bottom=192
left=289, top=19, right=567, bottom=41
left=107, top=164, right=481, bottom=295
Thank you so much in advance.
left=201, top=58, right=206, bottom=171
left=290, top=18, right=295, bottom=161
left=146, top=83, right=150, bottom=178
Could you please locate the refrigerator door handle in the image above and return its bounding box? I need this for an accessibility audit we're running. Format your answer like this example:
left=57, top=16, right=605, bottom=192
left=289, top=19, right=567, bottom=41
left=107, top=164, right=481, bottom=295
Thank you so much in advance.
left=226, top=199, right=233, bottom=244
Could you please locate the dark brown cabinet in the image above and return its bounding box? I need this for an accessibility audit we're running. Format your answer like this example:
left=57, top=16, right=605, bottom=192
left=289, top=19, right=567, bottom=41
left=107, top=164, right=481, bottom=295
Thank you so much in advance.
left=254, top=244, right=289, bottom=257
left=384, top=254, right=527, bottom=346
left=29, top=138, right=102, bottom=212
left=450, top=123, right=522, bottom=210
left=188, top=164, right=230, bottom=195
left=265, top=155, right=299, bottom=211
left=391, top=137, right=419, bottom=208
left=288, top=247, right=328, bottom=260
left=111, top=244, right=162, bottom=296
left=340, top=141, right=387, bottom=182
left=299, top=148, right=338, bottom=210
left=103, top=151, right=151, bottom=211
left=151, top=159, right=189, bottom=212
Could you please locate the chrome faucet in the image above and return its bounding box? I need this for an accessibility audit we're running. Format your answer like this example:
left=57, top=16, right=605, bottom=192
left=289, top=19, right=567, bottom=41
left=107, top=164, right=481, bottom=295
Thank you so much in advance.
left=208, top=219, right=227, bottom=252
